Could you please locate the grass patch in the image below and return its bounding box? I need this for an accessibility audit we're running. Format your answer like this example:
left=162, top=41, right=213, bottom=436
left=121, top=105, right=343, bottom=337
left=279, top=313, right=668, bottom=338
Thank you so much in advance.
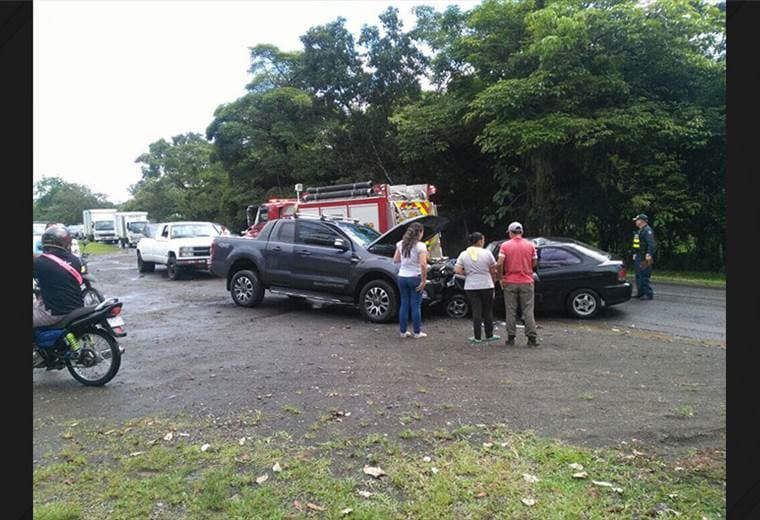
left=675, top=405, right=696, bottom=418
left=34, top=416, right=725, bottom=519
left=80, top=241, right=120, bottom=255
left=629, top=270, right=725, bottom=288
left=282, top=404, right=302, bottom=415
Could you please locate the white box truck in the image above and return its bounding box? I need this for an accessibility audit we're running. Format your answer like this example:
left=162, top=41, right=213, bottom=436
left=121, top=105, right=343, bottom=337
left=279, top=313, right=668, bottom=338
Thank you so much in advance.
left=115, top=211, right=149, bottom=248
left=83, top=209, right=118, bottom=243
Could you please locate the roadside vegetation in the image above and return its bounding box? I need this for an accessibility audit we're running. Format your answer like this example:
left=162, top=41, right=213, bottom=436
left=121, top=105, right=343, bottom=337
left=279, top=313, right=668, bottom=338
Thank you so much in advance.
left=79, top=241, right=120, bottom=255
left=34, top=416, right=724, bottom=519
left=33, top=0, right=725, bottom=273
left=651, top=271, right=726, bottom=288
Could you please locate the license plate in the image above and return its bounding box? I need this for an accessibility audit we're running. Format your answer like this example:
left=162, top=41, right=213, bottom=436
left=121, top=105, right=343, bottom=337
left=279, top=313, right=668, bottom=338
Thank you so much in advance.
left=107, top=317, right=125, bottom=327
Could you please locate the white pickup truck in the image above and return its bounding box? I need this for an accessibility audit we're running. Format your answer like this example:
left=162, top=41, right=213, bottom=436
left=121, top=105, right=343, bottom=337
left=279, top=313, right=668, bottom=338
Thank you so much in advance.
left=136, top=221, right=220, bottom=280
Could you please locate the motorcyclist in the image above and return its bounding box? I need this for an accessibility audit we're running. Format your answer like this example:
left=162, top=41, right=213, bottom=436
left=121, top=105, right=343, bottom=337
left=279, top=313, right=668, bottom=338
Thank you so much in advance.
left=33, top=225, right=84, bottom=328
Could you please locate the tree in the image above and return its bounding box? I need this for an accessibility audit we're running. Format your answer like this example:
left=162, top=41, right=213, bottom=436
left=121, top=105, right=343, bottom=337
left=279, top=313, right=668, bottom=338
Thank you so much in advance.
left=126, top=133, right=232, bottom=224
left=33, top=176, right=113, bottom=224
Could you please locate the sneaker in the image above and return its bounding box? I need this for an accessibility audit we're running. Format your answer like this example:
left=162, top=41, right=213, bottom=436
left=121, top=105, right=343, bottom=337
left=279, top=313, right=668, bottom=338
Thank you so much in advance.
left=527, top=336, right=540, bottom=346
left=505, top=335, right=516, bottom=346
left=413, top=332, right=427, bottom=339
left=485, top=335, right=501, bottom=342
left=400, top=331, right=412, bottom=338
left=467, top=337, right=482, bottom=345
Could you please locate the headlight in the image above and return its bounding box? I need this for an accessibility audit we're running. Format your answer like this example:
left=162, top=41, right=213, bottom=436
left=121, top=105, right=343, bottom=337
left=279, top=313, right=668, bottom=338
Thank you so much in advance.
left=179, top=247, right=194, bottom=257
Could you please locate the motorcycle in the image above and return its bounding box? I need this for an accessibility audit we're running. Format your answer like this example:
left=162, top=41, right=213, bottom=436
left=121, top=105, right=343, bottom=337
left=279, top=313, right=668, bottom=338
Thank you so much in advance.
left=78, top=252, right=104, bottom=305
left=33, top=297, right=126, bottom=386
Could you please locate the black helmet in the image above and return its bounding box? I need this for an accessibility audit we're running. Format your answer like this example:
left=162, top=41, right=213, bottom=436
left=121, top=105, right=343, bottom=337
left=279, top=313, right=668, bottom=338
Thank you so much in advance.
left=41, top=224, right=72, bottom=251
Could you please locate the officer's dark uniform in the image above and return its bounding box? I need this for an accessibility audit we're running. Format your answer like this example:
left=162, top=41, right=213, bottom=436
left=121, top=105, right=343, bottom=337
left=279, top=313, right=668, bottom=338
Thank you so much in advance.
left=632, top=214, right=656, bottom=299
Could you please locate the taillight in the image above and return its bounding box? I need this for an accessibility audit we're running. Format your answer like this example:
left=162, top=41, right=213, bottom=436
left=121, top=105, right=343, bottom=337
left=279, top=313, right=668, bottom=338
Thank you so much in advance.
left=110, top=305, right=122, bottom=317
left=618, top=267, right=626, bottom=281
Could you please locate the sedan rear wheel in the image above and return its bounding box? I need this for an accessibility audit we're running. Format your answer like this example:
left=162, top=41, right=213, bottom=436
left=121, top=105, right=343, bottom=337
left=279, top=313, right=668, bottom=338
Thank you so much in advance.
left=567, top=289, right=600, bottom=319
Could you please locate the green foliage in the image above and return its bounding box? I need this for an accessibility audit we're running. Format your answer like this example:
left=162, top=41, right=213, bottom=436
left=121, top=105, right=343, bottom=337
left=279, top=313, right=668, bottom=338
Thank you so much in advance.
left=114, top=0, right=726, bottom=269
left=33, top=177, right=114, bottom=225
left=124, top=133, right=232, bottom=225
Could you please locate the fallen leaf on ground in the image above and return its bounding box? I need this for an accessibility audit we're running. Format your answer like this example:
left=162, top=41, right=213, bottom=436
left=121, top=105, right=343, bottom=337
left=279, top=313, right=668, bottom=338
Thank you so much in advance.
left=178, top=432, right=190, bottom=437
left=523, top=473, right=539, bottom=483
left=239, top=438, right=246, bottom=446
left=521, top=498, right=536, bottom=506
left=163, top=432, right=173, bottom=441
left=293, top=500, right=303, bottom=511
left=573, top=471, right=588, bottom=479
left=592, top=480, right=614, bottom=487
left=273, top=462, right=282, bottom=473
left=431, top=467, right=439, bottom=474
left=357, top=490, right=372, bottom=498
left=483, top=442, right=493, bottom=449
left=255, top=474, right=269, bottom=485
left=306, top=502, right=325, bottom=511
left=422, top=456, right=431, bottom=462
left=613, top=487, right=623, bottom=494
left=200, top=444, right=211, bottom=452
left=129, top=451, right=145, bottom=457
left=475, top=492, right=488, bottom=498
left=341, top=508, right=353, bottom=515
left=363, top=466, right=386, bottom=478
left=568, top=463, right=584, bottom=471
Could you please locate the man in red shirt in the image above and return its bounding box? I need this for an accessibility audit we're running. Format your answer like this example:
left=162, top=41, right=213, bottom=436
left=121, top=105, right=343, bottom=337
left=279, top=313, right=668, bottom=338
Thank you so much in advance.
left=497, top=222, right=539, bottom=346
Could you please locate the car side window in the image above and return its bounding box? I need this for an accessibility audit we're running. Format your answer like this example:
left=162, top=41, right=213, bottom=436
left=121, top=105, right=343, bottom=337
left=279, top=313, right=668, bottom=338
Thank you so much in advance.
left=538, top=247, right=582, bottom=269
left=274, top=221, right=295, bottom=243
left=296, top=221, right=338, bottom=247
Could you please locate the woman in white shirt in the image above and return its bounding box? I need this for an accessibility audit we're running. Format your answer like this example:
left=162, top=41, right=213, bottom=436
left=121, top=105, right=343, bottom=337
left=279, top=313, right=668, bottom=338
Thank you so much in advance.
left=393, top=222, right=427, bottom=338
left=455, top=232, right=500, bottom=344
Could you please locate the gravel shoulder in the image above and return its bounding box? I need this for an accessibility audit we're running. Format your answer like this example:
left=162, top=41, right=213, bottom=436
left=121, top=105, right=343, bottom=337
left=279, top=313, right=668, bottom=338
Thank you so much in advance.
left=33, top=251, right=726, bottom=462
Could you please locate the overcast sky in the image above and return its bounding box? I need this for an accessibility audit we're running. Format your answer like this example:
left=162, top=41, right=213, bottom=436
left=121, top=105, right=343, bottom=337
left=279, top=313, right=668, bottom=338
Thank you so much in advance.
left=33, top=0, right=481, bottom=203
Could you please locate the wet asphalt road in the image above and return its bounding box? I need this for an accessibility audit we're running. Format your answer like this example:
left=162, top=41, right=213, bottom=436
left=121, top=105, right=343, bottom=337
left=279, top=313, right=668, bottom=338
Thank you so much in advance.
left=33, top=251, right=725, bottom=461
left=579, top=282, right=725, bottom=343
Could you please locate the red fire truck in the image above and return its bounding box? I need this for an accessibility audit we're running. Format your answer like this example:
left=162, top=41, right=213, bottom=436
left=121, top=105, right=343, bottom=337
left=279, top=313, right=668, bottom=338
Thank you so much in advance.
left=244, top=181, right=443, bottom=257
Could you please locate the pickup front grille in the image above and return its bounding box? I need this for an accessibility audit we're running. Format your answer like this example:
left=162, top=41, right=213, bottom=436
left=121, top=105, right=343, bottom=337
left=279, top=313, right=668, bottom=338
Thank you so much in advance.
left=193, top=247, right=211, bottom=256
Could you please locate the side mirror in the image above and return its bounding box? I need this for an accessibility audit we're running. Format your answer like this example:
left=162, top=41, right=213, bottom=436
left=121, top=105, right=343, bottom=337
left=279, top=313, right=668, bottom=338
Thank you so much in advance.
left=334, top=238, right=349, bottom=251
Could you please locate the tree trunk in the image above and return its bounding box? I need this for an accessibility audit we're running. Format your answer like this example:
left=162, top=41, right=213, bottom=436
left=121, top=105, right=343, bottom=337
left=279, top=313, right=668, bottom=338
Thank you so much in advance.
left=530, top=156, right=557, bottom=236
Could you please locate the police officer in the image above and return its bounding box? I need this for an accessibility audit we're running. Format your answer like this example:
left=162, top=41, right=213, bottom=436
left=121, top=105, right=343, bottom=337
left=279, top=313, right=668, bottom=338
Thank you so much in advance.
left=631, top=213, right=656, bottom=300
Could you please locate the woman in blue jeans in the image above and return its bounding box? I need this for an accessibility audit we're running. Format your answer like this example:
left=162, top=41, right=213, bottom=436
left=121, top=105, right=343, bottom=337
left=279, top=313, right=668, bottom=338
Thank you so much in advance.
left=393, top=222, right=427, bottom=338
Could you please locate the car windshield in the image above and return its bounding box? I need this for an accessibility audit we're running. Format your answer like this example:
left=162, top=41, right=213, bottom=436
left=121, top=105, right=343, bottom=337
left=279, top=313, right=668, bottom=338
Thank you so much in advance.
left=94, top=221, right=114, bottom=230
left=334, top=221, right=381, bottom=247
left=128, top=221, right=148, bottom=233
left=33, top=223, right=47, bottom=235
left=170, top=224, right=217, bottom=238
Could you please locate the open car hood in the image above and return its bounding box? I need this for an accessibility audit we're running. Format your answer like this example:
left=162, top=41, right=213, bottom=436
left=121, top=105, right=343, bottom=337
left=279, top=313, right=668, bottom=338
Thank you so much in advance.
left=367, top=215, right=449, bottom=256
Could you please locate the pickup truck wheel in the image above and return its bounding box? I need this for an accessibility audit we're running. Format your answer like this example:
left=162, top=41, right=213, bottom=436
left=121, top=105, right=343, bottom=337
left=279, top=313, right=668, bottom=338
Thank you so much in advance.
left=166, top=257, right=182, bottom=280
left=231, top=270, right=264, bottom=307
left=137, top=251, right=155, bottom=273
left=359, top=279, right=397, bottom=323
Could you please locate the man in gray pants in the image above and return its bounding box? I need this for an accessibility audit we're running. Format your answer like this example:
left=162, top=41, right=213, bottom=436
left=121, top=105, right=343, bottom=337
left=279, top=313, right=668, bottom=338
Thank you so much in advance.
left=497, top=222, right=539, bottom=346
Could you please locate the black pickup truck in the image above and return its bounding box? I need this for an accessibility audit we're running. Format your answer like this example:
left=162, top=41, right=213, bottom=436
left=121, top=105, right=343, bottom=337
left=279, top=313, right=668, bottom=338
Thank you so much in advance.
left=210, top=215, right=449, bottom=323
